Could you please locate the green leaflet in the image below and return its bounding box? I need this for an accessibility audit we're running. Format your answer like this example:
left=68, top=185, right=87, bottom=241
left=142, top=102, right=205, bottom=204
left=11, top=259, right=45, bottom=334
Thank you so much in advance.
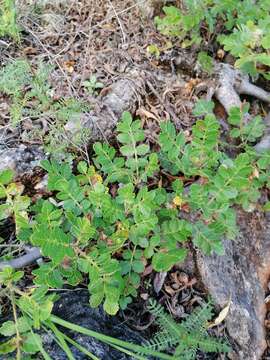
left=152, top=249, right=188, bottom=272
left=31, top=226, right=74, bottom=264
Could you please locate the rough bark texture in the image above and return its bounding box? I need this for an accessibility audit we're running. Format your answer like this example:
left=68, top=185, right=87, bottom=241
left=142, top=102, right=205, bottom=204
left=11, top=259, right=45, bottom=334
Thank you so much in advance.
left=196, top=210, right=270, bottom=360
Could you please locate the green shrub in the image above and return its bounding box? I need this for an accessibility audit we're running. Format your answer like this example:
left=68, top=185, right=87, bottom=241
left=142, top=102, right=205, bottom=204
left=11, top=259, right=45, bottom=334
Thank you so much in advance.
left=1, top=108, right=269, bottom=316
left=154, top=0, right=270, bottom=78
left=1, top=106, right=269, bottom=358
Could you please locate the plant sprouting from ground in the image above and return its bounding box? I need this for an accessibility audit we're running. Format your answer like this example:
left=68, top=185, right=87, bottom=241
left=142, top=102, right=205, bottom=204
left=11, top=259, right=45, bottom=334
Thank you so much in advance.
left=0, top=0, right=21, bottom=42
left=0, top=268, right=185, bottom=359
left=0, top=107, right=269, bottom=317
left=0, top=59, right=90, bottom=157
left=145, top=299, right=230, bottom=359
left=0, top=269, right=230, bottom=359
left=154, top=0, right=270, bottom=78
left=83, top=75, right=104, bottom=95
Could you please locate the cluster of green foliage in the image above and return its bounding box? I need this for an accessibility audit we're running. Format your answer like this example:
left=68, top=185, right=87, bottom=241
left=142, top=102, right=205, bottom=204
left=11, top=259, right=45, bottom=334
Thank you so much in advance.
left=1, top=108, right=270, bottom=318
left=1, top=107, right=269, bottom=358
left=83, top=75, right=104, bottom=95
left=0, top=267, right=229, bottom=358
left=0, top=59, right=90, bottom=156
left=145, top=299, right=229, bottom=358
left=154, top=0, right=270, bottom=78
left=0, top=267, right=229, bottom=359
left=0, top=0, right=21, bottom=42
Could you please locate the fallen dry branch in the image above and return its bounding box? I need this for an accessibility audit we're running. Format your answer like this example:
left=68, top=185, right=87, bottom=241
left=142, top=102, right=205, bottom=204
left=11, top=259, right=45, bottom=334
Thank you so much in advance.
left=214, top=63, right=270, bottom=113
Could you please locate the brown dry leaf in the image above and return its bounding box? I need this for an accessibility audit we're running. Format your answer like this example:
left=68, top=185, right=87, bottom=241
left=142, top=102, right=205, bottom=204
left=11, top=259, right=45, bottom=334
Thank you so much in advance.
left=177, top=272, right=189, bottom=285
left=140, top=293, right=149, bottom=300
left=136, top=107, right=159, bottom=121
left=184, top=78, right=201, bottom=96
left=208, top=296, right=231, bottom=329
left=23, top=47, right=38, bottom=55
left=184, top=130, right=192, bottom=142
left=217, top=49, right=225, bottom=60
left=142, top=265, right=153, bottom=277
left=214, top=102, right=227, bottom=120
left=164, top=284, right=176, bottom=296
left=181, top=203, right=190, bottom=213
left=102, top=23, right=115, bottom=31
left=64, top=60, right=75, bottom=73
left=198, top=177, right=209, bottom=185
left=249, top=167, right=260, bottom=180
left=62, top=256, right=72, bottom=269
left=170, top=271, right=181, bottom=286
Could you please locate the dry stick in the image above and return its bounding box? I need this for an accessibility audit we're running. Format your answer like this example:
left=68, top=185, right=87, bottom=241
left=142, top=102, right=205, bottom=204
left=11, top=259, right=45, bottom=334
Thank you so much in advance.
left=79, top=0, right=147, bottom=36
left=146, top=79, right=181, bottom=126
left=107, top=0, right=127, bottom=44
left=236, top=80, right=270, bottom=103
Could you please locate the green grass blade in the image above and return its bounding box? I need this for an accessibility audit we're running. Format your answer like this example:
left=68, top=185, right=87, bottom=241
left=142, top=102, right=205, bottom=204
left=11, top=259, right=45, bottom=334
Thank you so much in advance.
left=50, top=315, right=174, bottom=359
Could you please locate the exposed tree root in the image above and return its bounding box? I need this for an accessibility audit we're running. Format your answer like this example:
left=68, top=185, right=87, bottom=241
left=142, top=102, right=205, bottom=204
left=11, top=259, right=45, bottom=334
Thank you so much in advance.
left=255, top=113, right=270, bottom=152
left=0, top=247, right=41, bottom=270
left=212, top=63, right=270, bottom=150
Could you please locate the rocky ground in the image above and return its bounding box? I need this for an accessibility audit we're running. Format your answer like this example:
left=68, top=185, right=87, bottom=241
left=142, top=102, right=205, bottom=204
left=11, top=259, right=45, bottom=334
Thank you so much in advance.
left=1, top=1, right=270, bottom=359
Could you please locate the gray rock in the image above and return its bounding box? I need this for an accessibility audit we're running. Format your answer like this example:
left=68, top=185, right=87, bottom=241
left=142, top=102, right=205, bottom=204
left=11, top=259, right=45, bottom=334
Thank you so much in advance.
left=0, top=144, right=45, bottom=175
left=135, top=0, right=163, bottom=19
left=65, top=70, right=145, bottom=141
left=42, top=290, right=146, bottom=360
left=196, top=210, right=270, bottom=360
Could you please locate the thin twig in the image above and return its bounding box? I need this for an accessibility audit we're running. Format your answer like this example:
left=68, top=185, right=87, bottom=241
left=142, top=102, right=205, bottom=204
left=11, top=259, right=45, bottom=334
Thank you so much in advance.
left=21, top=23, right=78, bottom=97
left=79, top=0, right=147, bottom=36
left=108, top=0, right=127, bottom=44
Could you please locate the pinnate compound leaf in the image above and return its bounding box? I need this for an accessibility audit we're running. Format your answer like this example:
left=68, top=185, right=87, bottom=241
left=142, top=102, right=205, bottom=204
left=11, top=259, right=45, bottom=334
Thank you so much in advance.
left=193, top=100, right=214, bottom=116
left=31, top=226, right=74, bottom=263
left=192, top=222, right=224, bottom=255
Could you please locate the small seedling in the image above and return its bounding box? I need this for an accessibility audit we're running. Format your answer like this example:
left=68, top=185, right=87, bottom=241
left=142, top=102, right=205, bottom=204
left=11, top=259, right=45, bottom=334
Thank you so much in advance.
left=83, top=75, right=104, bottom=95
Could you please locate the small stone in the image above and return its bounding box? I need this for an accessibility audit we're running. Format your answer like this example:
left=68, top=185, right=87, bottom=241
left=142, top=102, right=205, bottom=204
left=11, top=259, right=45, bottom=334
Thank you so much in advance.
left=0, top=145, right=45, bottom=176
